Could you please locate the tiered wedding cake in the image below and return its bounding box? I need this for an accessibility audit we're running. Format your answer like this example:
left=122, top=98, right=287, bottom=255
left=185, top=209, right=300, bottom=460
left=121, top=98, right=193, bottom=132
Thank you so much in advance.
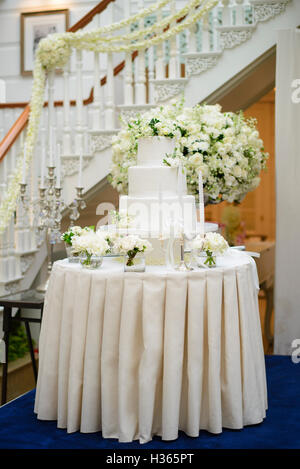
left=119, top=136, right=197, bottom=238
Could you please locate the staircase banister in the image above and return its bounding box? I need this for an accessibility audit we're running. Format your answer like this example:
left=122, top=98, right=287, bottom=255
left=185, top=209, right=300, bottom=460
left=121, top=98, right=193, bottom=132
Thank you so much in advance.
left=0, top=0, right=116, bottom=163
left=0, top=0, right=195, bottom=163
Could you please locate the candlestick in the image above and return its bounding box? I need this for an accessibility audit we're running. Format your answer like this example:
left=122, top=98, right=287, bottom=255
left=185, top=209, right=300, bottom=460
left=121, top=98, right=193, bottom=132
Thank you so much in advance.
left=178, top=163, right=184, bottom=231
left=22, top=143, right=26, bottom=184
left=198, top=171, right=205, bottom=237
left=56, top=143, right=61, bottom=188
left=78, top=150, right=83, bottom=187
left=49, top=127, right=54, bottom=167
left=41, top=145, right=45, bottom=188
left=158, top=182, right=162, bottom=238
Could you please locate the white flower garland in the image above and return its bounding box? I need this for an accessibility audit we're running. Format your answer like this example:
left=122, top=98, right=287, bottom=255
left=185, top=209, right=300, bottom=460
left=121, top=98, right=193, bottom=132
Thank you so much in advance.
left=0, top=55, right=46, bottom=233
left=79, top=0, right=207, bottom=44
left=64, top=0, right=217, bottom=53
left=0, top=0, right=217, bottom=234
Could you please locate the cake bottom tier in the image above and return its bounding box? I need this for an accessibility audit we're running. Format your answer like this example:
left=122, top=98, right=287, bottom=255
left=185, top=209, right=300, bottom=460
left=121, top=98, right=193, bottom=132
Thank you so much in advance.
left=119, top=195, right=197, bottom=238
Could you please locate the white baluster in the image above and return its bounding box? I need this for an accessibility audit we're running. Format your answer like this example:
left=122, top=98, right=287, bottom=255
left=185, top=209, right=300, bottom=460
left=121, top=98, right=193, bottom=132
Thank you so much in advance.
left=75, top=49, right=84, bottom=155
left=8, top=215, right=19, bottom=280
left=124, top=2, right=133, bottom=105
left=168, top=1, right=178, bottom=79
left=155, top=10, right=165, bottom=79
left=188, top=19, right=198, bottom=54
left=124, top=52, right=134, bottom=105
left=63, top=62, right=72, bottom=155
left=135, top=49, right=147, bottom=104
left=105, top=52, right=115, bottom=129
left=212, top=5, right=220, bottom=51
left=0, top=110, right=4, bottom=139
left=234, top=0, right=244, bottom=25
left=148, top=46, right=155, bottom=104
left=135, top=0, right=146, bottom=104
left=92, top=52, right=103, bottom=130
left=1, top=148, right=7, bottom=191
left=10, top=140, right=16, bottom=175
left=221, top=0, right=233, bottom=26
left=201, top=13, right=210, bottom=53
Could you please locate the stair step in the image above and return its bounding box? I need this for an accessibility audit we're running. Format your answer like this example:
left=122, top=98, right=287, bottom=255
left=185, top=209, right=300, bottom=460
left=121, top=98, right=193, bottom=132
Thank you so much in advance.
left=61, top=153, right=93, bottom=177
left=89, top=129, right=119, bottom=153
left=183, top=52, right=222, bottom=76
left=117, top=104, right=157, bottom=123
left=150, top=78, right=188, bottom=103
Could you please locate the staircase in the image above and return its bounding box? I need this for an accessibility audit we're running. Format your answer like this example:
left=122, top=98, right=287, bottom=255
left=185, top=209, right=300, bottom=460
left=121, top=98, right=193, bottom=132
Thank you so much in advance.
left=0, top=0, right=298, bottom=300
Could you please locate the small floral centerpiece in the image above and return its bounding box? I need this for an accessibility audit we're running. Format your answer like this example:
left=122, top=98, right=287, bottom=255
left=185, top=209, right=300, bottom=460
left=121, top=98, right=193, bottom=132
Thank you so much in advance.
left=192, top=232, right=229, bottom=267
left=110, top=209, right=134, bottom=229
left=97, top=228, right=121, bottom=254
left=61, top=226, right=95, bottom=263
left=71, top=231, right=110, bottom=269
left=114, top=235, right=152, bottom=272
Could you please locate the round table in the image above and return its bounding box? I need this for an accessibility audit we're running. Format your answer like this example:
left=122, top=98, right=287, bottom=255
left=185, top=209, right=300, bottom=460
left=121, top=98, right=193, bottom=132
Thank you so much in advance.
left=34, top=250, right=267, bottom=444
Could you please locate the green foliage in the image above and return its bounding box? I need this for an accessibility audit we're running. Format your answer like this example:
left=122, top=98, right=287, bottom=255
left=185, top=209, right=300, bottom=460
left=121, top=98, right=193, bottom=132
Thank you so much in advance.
left=8, top=322, right=33, bottom=362
left=61, top=231, right=73, bottom=245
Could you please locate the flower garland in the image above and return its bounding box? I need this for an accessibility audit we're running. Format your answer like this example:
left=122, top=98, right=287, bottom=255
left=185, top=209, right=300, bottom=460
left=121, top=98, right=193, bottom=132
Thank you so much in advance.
left=0, top=55, right=46, bottom=233
left=109, top=101, right=269, bottom=204
left=79, top=0, right=207, bottom=44
left=0, top=0, right=217, bottom=234
left=61, top=0, right=217, bottom=54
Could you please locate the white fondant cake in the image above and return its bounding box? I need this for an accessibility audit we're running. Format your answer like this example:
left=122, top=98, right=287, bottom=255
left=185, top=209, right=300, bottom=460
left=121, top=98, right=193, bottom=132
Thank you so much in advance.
left=119, top=136, right=197, bottom=239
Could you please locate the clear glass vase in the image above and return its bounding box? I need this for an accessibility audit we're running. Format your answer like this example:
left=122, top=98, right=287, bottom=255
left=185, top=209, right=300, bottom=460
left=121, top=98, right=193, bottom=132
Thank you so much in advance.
left=193, top=249, right=217, bottom=268
left=79, top=253, right=103, bottom=269
left=65, top=244, right=80, bottom=263
left=124, top=252, right=145, bottom=272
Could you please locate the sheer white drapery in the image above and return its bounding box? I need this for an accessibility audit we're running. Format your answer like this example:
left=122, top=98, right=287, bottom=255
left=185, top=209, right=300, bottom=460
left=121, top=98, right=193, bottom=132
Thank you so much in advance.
left=274, top=29, right=300, bottom=355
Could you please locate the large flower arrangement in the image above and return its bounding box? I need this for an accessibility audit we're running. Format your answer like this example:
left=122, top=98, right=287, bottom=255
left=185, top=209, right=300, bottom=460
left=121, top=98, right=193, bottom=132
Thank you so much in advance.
left=109, top=102, right=268, bottom=204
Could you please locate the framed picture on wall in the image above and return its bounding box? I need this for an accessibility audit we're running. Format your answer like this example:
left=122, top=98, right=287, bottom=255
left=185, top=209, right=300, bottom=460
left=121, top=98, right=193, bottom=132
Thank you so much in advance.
left=21, top=9, right=69, bottom=76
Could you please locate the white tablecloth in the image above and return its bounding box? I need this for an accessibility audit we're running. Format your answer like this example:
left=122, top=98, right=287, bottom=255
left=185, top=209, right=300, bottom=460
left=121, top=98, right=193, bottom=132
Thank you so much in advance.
left=34, top=251, right=267, bottom=443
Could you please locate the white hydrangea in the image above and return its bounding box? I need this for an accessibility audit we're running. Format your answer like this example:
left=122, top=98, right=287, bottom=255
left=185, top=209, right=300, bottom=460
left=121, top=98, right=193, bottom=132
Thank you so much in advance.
left=71, top=232, right=109, bottom=256
left=203, top=232, right=229, bottom=255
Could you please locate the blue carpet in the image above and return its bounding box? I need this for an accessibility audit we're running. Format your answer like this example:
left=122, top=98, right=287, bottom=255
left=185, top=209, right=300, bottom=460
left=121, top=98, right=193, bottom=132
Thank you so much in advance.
left=0, top=356, right=299, bottom=449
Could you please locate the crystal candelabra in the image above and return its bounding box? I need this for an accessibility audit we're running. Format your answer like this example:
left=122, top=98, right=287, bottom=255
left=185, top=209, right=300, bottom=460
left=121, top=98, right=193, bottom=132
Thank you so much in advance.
left=68, top=186, right=86, bottom=226
left=36, top=166, right=65, bottom=292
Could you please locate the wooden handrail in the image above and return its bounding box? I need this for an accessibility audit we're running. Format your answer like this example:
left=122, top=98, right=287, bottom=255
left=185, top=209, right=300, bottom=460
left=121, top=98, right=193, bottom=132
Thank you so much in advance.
left=0, top=105, right=30, bottom=163
left=68, top=0, right=115, bottom=32
left=0, top=0, right=115, bottom=163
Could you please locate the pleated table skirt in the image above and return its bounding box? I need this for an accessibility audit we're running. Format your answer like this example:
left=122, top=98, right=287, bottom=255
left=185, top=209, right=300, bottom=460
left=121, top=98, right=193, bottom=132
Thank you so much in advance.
left=34, top=254, right=267, bottom=443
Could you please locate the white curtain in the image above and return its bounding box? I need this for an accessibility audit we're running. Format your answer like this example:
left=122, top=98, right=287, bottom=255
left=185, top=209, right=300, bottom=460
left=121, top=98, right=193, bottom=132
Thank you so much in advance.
left=274, top=29, right=300, bottom=355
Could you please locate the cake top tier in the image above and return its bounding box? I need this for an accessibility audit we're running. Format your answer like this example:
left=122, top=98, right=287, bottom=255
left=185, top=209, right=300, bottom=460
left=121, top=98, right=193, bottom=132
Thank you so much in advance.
left=137, top=136, right=175, bottom=166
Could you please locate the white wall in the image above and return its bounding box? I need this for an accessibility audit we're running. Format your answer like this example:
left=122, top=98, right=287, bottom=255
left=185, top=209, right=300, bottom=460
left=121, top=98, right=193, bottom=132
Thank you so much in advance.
left=0, top=0, right=124, bottom=102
